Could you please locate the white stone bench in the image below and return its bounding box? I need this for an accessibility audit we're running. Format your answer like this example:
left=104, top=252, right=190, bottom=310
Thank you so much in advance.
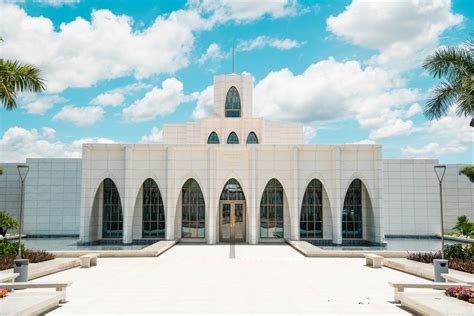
left=396, top=291, right=473, bottom=316
left=80, top=253, right=99, bottom=268
left=0, top=272, right=19, bottom=282
left=441, top=273, right=474, bottom=288
left=364, top=254, right=383, bottom=268
left=388, top=282, right=471, bottom=303
left=0, top=281, right=72, bottom=303
left=0, top=291, right=66, bottom=315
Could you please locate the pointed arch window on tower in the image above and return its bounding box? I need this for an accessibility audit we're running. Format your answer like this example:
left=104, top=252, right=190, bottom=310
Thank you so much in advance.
left=246, top=132, right=258, bottom=144
left=225, top=86, right=241, bottom=117
left=227, top=132, right=239, bottom=144
left=207, top=132, right=220, bottom=144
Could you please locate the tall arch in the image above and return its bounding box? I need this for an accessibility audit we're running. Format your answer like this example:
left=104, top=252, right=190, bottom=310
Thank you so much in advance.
left=225, top=86, right=241, bottom=117
left=300, top=179, right=324, bottom=238
left=102, top=178, right=123, bottom=239
left=342, top=179, right=365, bottom=239
left=219, top=179, right=246, bottom=242
left=207, top=132, right=220, bottom=144
left=246, top=132, right=258, bottom=144
left=227, top=132, right=239, bottom=144
left=141, top=178, right=165, bottom=238
left=260, top=179, right=284, bottom=239
left=181, top=179, right=205, bottom=238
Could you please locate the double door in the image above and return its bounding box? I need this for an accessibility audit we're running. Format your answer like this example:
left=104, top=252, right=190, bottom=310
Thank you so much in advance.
left=220, top=202, right=245, bottom=242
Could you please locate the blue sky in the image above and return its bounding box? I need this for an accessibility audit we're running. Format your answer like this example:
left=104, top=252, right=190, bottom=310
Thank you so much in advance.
left=0, top=0, right=472, bottom=163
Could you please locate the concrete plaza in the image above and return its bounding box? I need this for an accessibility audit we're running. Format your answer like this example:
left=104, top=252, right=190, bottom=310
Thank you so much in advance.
left=38, top=245, right=427, bottom=314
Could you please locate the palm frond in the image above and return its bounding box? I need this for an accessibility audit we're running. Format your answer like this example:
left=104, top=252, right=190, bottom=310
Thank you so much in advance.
left=0, top=59, right=46, bottom=110
left=422, top=46, right=473, bottom=82
left=424, top=81, right=461, bottom=119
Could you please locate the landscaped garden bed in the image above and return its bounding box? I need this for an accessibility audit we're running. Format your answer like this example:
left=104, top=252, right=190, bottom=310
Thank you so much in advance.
left=407, top=244, right=474, bottom=274
left=0, top=211, right=54, bottom=271
left=0, top=240, right=54, bottom=271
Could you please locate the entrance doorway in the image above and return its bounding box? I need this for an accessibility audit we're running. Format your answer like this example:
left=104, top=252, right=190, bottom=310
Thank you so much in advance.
left=219, top=179, right=246, bottom=243
left=220, top=202, right=245, bottom=242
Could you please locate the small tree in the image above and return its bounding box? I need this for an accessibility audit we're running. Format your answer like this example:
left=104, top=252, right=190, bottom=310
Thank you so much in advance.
left=452, top=215, right=474, bottom=236
left=459, top=165, right=474, bottom=183
left=0, top=212, right=19, bottom=237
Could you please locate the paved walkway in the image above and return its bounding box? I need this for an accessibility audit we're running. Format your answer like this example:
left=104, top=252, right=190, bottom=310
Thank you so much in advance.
left=36, top=245, right=426, bottom=314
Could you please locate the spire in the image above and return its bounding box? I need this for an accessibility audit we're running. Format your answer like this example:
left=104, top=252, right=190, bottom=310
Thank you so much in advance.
left=232, top=43, right=235, bottom=73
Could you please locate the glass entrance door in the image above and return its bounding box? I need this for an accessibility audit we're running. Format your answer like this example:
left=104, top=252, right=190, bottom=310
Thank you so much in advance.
left=220, top=202, right=245, bottom=242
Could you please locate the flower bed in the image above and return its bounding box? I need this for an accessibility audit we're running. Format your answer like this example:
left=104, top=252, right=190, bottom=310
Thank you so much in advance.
left=445, top=287, right=474, bottom=304
left=0, top=250, right=54, bottom=271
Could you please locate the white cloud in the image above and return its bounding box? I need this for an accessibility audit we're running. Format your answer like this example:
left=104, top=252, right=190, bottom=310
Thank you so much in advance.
left=0, top=126, right=114, bottom=162
left=0, top=4, right=208, bottom=92
left=254, top=57, right=419, bottom=136
left=352, top=139, right=376, bottom=145
left=140, top=127, right=163, bottom=144
left=20, top=94, right=67, bottom=115
left=90, top=92, right=124, bottom=107
left=53, top=105, right=104, bottom=127
left=188, top=0, right=297, bottom=23
left=198, top=43, right=225, bottom=64
left=327, top=0, right=463, bottom=69
left=401, top=142, right=466, bottom=158
left=237, top=36, right=302, bottom=51
left=400, top=110, right=473, bottom=158
left=122, top=78, right=187, bottom=122
left=303, top=125, right=317, bottom=142
left=405, top=103, right=422, bottom=118
left=111, top=82, right=153, bottom=95
left=41, top=126, right=56, bottom=139
left=191, top=85, right=214, bottom=119
left=33, top=0, right=80, bottom=6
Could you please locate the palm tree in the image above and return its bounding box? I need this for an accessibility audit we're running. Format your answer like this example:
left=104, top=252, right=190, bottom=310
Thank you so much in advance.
left=0, top=37, right=46, bottom=110
left=0, top=59, right=46, bottom=110
left=422, top=39, right=473, bottom=125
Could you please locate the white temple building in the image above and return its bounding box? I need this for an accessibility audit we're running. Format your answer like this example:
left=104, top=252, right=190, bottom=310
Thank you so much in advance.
left=1, top=73, right=472, bottom=246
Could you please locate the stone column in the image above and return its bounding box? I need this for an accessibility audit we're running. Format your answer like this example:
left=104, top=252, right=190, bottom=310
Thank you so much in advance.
left=207, top=147, right=217, bottom=244
left=122, top=146, right=134, bottom=244
left=291, top=146, right=299, bottom=240
left=165, top=147, right=176, bottom=241
left=249, top=147, right=258, bottom=244
left=332, top=147, right=342, bottom=245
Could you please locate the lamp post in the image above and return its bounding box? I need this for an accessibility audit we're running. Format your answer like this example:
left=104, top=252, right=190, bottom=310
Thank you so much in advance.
left=14, top=165, right=29, bottom=283
left=16, top=165, right=29, bottom=258
left=434, top=165, right=446, bottom=258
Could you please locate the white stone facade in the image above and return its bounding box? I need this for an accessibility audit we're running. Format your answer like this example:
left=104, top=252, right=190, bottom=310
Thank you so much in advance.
left=79, top=143, right=383, bottom=244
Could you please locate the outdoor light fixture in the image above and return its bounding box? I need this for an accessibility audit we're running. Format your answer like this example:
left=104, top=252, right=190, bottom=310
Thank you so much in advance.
left=434, top=165, right=446, bottom=259
left=16, top=165, right=29, bottom=258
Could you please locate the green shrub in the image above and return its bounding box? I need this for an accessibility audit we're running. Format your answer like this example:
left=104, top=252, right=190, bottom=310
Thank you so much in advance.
left=444, top=243, right=474, bottom=260
left=0, top=212, right=19, bottom=237
left=452, top=215, right=474, bottom=236
left=459, top=166, right=474, bottom=183
left=0, top=240, right=24, bottom=256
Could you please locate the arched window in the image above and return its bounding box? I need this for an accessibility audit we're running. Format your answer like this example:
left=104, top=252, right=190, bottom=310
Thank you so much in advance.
left=102, top=178, right=123, bottom=238
left=181, top=179, right=205, bottom=238
left=225, top=86, right=241, bottom=117
left=260, top=179, right=284, bottom=238
left=207, top=132, right=220, bottom=144
left=220, top=179, right=245, bottom=201
left=246, top=132, right=258, bottom=144
left=142, top=179, right=165, bottom=238
left=342, top=179, right=362, bottom=239
left=227, top=132, right=239, bottom=144
left=300, top=179, right=323, bottom=238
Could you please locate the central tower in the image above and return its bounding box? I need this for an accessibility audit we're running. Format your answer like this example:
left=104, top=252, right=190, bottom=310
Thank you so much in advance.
left=213, top=73, right=253, bottom=118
